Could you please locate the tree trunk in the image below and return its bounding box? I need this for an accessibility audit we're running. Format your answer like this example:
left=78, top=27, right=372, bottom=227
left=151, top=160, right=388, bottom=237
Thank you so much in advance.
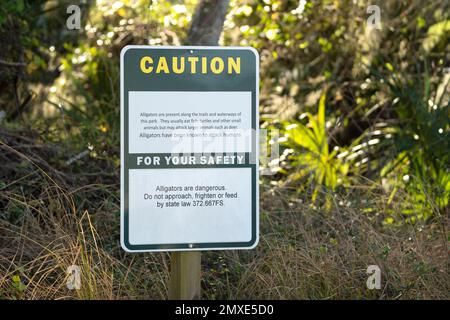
left=186, top=0, right=230, bottom=46
left=168, top=0, right=231, bottom=301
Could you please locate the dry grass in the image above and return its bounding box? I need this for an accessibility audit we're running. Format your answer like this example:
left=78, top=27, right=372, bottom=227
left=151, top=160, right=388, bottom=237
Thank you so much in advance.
left=203, top=186, right=449, bottom=299
left=0, top=128, right=448, bottom=300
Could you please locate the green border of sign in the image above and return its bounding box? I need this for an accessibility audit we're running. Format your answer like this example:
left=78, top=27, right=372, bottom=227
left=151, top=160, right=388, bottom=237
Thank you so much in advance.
left=120, top=46, right=259, bottom=252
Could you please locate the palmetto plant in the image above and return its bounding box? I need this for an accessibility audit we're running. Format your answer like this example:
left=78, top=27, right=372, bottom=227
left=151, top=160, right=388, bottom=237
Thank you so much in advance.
left=281, top=92, right=349, bottom=203
left=379, top=71, right=450, bottom=221
left=340, top=66, right=450, bottom=222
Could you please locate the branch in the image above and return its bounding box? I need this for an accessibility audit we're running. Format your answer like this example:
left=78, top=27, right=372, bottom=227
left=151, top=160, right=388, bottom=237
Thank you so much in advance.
left=0, top=59, right=26, bottom=68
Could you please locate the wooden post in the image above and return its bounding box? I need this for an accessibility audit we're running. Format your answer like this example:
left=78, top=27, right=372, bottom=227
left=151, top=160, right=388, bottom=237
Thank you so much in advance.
left=166, top=0, right=230, bottom=302
left=169, top=251, right=201, bottom=299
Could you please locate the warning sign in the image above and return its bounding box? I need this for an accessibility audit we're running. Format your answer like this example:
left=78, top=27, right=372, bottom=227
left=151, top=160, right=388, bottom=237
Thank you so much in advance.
left=120, top=46, right=259, bottom=252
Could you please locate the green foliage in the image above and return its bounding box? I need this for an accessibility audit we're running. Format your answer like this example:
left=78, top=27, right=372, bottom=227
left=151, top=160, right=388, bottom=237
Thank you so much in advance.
left=240, top=0, right=449, bottom=220
left=422, top=20, right=450, bottom=52
left=39, top=0, right=198, bottom=161
left=0, top=0, right=26, bottom=26
left=280, top=92, right=349, bottom=203
left=1, top=0, right=448, bottom=223
left=378, top=70, right=450, bottom=221
left=1, top=274, right=28, bottom=300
